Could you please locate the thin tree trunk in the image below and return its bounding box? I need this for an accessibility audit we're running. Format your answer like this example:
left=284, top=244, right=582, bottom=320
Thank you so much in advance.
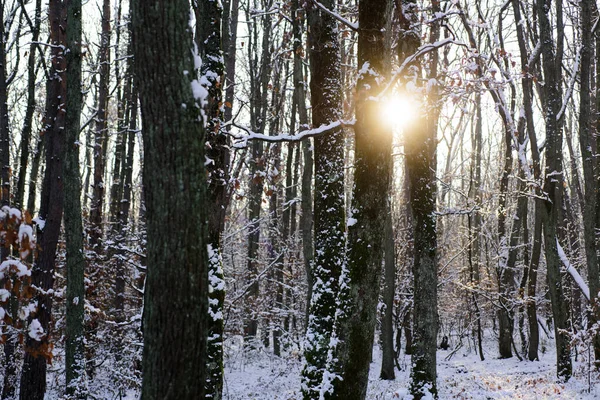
left=380, top=211, right=396, bottom=380
left=536, top=0, right=572, bottom=380
left=89, top=0, right=111, bottom=250
left=15, top=0, right=42, bottom=211
left=64, top=0, right=87, bottom=394
left=20, top=3, right=67, bottom=399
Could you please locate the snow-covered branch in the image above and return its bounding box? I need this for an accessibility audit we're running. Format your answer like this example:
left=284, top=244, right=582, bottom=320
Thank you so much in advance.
left=556, top=238, right=590, bottom=301
left=229, top=119, right=355, bottom=148
left=312, top=0, right=358, bottom=31
left=380, top=38, right=465, bottom=98
left=556, top=46, right=581, bottom=122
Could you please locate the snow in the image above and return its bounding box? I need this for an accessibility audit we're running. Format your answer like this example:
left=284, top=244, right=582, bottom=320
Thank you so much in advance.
left=347, top=217, right=357, bottom=227
left=224, top=335, right=600, bottom=399
left=18, top=223, right=34, bottom=244
left=557, top=239, right=590, bottom=301
left=33, top=216, right=45, bottom=230
left=28, top=318, right=45, bottom=341
left=0, top=259, right=30, bottom=280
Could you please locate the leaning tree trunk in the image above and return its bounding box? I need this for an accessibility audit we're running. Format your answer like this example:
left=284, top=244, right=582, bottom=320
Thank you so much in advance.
left=131, top=0, right=210, bottom=397
left=19, top=3, right=67, bottom=399
left=337, top=0, right=392, bottom=398
left=64, top=0, right=87, bottom=395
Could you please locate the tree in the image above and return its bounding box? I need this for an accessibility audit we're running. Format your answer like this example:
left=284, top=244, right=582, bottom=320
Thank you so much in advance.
left=536, top=0, right=572, bottom=381
left=195, top=0, right=227, bottom=394
left=131, top=0, right=210, bottom=397
left=20, top=2, right=67, bottom=398
left=63, top=0, right=87, bottom=395
left=300, top=0, right=346, bottom=396
left=407, top=0, right=440, bottom=397
left=337, top=0, right=393, bottom=397
left=89, top=0, right=111, bottom=250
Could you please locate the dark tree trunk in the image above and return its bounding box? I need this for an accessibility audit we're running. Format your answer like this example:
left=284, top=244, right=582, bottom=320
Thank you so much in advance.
left=337, top=0, right=392, bottom=398
left=578, top=0, right=600, bottom=366
left=511, top=0, right=541, bottom=362
left=15, top=0, right=42, bottom=211
left=408, top=1, right=440, bottom=397
left=536, top=0, right=572, bottom=381
left=131, top=0, right=210, bottom=397
left=89, top=0, right=111, bottom=250
left=64, top=0, right=87, bottom=395
left=380, top=212, right=396, bottom=380
left=301, top=0, right=345, bottom=395
left=244, top=1, right=271, bottom=343
left=20, top=3, right=67, bottom=399
left=196, top=0, right=226, bottom=394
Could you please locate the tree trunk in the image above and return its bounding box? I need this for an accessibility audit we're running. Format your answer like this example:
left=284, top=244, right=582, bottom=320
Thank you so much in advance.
left=19, top=3, right=66, bottom=399
left=89, top=0, right=111, bottom=250
left=380, top=211, right=396, bottom=380
left=578, top=0, right=600, bottom=366
left=536, top=0, right=572, bottom=380
left=131, top=0, right=210, bottom=397
left=15, top=0, right=42, bottom=211
left=64, top=0, right=87, bottom=394
left=337, top=0, right=392, bottom=397
left=196, top=0, right=227, bottom=394
left=407, top=1, right=440, bottom=397
left=301, top=0, right=345, bottom=395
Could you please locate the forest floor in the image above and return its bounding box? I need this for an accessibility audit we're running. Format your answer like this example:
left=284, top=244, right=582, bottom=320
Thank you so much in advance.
left=224, top=335, right=600, bottom=399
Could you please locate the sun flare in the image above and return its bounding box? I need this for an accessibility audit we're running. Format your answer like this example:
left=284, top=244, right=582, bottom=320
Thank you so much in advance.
left=381, top=95, right=419, bottom=128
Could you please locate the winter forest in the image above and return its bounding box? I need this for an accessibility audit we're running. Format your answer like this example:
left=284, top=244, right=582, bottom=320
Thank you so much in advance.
left=3, top=0, right=600, bottom=399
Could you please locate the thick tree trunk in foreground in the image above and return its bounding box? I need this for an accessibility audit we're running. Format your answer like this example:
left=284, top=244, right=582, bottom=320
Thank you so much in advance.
left=301, top=0, right=345, bottom=396
left=132, top=0, right=210, bottom=397
left=337, top=0, right=392, bottom=397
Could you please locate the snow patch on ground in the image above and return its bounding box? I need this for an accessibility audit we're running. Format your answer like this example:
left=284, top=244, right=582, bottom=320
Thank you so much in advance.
left=224, top=336, right=600, bottom=399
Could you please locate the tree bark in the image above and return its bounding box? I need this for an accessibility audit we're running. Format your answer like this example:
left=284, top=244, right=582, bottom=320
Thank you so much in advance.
left=89, top=0, right=111, bottom=250
left=131, top=0, right=210, bottom=397
left=15, top=0, right=42, bottom=211
left=578, top=0, right=600, bottom=366
left=536, top=0, right=572, bottom=381
left=380, top=211, right=396, bottom=380
left=337, top=0, right=392, bottom=397
left=64, top=0, right=87, bottom=394
left=20, top=3, right=67, bottom=399
left=301, top=0, right=345, bottom=395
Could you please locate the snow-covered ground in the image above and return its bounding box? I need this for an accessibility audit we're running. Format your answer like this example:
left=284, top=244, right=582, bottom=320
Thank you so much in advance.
left=224, top=336, right=600, bottom=399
